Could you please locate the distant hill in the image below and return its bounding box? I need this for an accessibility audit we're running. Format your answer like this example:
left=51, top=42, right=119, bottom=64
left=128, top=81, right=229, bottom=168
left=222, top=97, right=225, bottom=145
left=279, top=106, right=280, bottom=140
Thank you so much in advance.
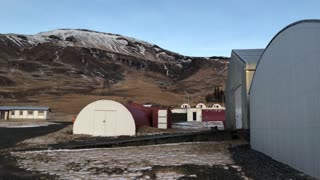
left=0, top=29, right=229, bottom=119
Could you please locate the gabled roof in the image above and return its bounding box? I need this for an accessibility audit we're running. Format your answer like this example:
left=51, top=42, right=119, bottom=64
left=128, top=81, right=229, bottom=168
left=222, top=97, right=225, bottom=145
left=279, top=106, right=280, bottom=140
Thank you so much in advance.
left=0, top=106, right=51, bottom=111
left=232, top=49, right=264, bottom=70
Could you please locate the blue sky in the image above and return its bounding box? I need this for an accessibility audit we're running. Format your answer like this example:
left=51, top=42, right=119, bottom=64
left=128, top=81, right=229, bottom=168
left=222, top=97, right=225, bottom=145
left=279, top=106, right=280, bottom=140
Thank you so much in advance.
left=1, top=0, right=319, bottom=57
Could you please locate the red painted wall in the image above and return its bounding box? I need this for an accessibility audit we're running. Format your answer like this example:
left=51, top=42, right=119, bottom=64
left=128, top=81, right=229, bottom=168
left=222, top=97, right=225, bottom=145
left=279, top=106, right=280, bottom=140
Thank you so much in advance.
left=124, top=103, right=172, bottom=130
left=124, top=104, right=151, bottom=130
left=202, top=109, right=226, bottom=123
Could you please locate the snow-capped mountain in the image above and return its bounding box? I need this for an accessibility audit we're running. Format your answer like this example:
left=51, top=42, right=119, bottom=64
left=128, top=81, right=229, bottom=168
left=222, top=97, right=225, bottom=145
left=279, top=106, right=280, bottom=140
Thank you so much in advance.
left=3, top=29, right=203, bottom=63
left=0, top=29, right=229, bottom=111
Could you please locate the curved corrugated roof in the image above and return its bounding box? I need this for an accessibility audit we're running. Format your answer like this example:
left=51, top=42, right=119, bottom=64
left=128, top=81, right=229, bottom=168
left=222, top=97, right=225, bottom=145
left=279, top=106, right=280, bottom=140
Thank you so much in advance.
left=250, top=19, right=320, bottom=94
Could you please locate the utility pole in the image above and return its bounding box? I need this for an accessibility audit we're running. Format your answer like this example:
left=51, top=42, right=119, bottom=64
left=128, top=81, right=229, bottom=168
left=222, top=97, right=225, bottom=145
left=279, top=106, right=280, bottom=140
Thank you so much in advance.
left=184, top=90, right=191, bottom=105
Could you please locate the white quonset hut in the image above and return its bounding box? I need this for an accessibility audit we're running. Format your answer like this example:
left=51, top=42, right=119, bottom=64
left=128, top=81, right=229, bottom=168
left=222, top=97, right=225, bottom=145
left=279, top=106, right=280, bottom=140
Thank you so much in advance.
left=250, top=20, right=320, bottom=178
left=225, top=49, right=264, bottom=129
left=73, top=100, right=135, bottom=136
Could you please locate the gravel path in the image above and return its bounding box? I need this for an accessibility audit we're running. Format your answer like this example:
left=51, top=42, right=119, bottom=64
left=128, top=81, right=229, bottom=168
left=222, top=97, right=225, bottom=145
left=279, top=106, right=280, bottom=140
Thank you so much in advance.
left=230, top=145, right=316, bottom=180
left=0, top=122, right=317, bottom=179
left=12, top=142, right=246, bottom=179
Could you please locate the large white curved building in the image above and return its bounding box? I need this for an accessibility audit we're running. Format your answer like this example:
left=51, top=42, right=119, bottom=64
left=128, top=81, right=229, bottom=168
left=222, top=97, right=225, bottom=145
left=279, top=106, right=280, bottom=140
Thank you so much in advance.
left=73, top=100, right=149, bottom=136
left=250, top=20, right=320, bottom=178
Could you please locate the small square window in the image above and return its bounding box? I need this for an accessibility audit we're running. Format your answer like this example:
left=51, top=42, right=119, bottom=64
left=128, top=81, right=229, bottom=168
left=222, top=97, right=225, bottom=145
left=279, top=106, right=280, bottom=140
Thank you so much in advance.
left=28, top=111, right=33, bottom=115
left=11, top=111, right=14, bottom=115
left=19, top=111, right=23, bottom=116
left=38, top=111, right=44, bottom=116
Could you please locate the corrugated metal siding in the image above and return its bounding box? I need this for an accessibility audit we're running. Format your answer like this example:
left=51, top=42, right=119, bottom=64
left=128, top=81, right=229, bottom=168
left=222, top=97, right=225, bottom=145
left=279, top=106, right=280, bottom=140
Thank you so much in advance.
left=226, top=49, right=263, bottom=130
left=225, top=53, right=248, bottom=129
left=233, top=49, right=264, bottom=70
left=250, top=21, right=320, bottom=178
left=124, top=104, right=151, bottom=129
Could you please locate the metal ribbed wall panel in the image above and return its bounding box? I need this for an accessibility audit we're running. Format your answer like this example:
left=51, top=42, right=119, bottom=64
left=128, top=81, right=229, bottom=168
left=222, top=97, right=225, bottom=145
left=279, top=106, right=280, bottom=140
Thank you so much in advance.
left=225, top=49, right=263, bottom=129
left=250, top=20, right=320, bottom=178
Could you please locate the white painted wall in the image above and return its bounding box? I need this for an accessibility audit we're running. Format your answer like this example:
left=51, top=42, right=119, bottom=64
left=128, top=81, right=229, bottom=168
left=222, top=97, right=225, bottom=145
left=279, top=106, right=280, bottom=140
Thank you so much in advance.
left=8, top=110, right=49, bottom=120
left=73, top=100, right=136, bottom=137
left=158, top=110, right=167, bottom=129
left=187, top=108, right=202, bottom=122
left=173, top=104, right=225, bottom=122
left=171, top=109, right=188, bottom=114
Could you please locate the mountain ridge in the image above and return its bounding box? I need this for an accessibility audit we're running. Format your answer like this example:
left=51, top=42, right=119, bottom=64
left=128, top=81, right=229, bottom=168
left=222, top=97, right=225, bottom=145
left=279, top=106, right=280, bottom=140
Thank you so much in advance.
left=0, top=28, right=229, bottom=119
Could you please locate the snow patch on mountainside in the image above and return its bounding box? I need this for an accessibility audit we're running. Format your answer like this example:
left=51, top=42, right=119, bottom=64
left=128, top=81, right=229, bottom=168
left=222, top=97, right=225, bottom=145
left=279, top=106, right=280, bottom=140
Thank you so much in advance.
left=6, top=35, right=25, bottom=47
left=30, top=29, right=154, bottom=55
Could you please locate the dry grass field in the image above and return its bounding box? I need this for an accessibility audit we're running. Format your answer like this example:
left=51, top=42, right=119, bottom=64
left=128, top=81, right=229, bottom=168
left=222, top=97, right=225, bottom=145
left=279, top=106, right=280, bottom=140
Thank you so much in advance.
left=0, top=67, right=226, bottom=121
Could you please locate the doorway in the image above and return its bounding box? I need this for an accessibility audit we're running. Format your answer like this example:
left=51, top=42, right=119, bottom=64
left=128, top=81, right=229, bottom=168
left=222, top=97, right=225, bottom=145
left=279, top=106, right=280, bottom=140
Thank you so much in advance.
left=94, top=110, right=117, bottom=136
left=235, top=87, right=242, bottom=129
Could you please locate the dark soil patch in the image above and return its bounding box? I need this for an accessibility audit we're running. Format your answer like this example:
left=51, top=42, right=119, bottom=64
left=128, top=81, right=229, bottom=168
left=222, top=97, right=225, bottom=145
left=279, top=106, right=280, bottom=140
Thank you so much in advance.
left=0, top=75, right=16, bottom=86
left=0, top=153, right=58, bottom=180
left=8, top=61, right=44, bottom=72
left=140, top=164, right=244, bottom=180
left=0, top=123, right=70, bottom=179
left=229, top=145, right=316, bottom=180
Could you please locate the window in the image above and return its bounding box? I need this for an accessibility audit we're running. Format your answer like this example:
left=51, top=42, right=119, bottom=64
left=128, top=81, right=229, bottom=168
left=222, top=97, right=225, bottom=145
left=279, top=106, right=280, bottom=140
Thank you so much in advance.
left=38, top=111, right=44, bottom=116
left=11, top=111, right=14, bottom=116
left=19, top=111, right=23, bottom=116
left=28, top=111, right=33, bottom=115
left=193, top=112, right=197, bottom=121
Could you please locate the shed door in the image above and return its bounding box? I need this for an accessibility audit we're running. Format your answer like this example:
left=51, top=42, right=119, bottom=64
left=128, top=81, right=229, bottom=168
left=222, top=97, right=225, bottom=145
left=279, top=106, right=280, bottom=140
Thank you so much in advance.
left=158, top=110, right=167, bottom=129
left=235, top=87, right=242, bottom=129
left=94, top=110, right=117, bottom=136
left=105, top=111, right=117, bottom=136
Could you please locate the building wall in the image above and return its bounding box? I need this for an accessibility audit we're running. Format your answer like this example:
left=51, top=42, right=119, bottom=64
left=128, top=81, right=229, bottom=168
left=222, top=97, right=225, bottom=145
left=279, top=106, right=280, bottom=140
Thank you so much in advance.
left=8, top=110, right=49, bottom=119
left=225, top=53, right=248, bottom=129
left=73, top=100, right=136, bottom=136
left=187, top=108, right=202, bottom=122
left=171, top=109, right=188, bottom=114
left=202, top=109, right=225, bottom=122
left=250, top=21, right=320, bottom=178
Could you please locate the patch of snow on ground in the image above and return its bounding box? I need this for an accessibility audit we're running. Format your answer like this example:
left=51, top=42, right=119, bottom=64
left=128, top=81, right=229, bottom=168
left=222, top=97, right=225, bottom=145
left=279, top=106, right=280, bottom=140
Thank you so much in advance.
left=117, top=39, right=128, bottom=46
left=12, top=142, right=233, bottom=179
left=176, top=63, right=183, bottom=68
left=173, top=121, right=224, bottom=130
left=163, top=63, right=169, bottom=76
left=154, top=47, right=161, bottom=52
left=182, top=58, right=192, bottom=63
left=138, top=44, right=146, bottom=55
left=33, top=29, right=154, bottom=54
